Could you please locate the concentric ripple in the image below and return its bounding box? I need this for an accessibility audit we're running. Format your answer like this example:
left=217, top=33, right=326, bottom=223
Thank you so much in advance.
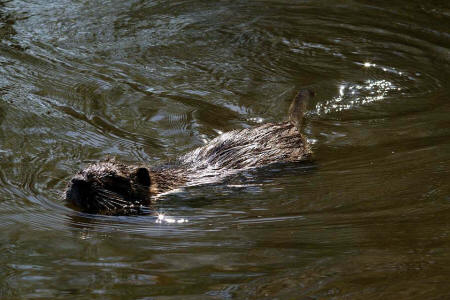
left=0, top=0, right=449, bottom=298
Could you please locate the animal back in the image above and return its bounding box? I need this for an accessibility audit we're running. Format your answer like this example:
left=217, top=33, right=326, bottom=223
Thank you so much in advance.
left=180, top=122, right=311, bottom=172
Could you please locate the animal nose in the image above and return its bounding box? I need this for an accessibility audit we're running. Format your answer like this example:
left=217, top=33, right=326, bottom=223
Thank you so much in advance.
left=70, top=178, right=90, bottom=192
left=66, top=178, right=90, bottom=207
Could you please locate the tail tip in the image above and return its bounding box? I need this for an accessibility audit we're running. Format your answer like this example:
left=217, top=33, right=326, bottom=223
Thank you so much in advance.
left=288, top=88, right=315, bottom=130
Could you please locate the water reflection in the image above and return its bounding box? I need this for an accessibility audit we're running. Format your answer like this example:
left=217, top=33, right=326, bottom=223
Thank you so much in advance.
left=155, top=213, right=188, bottom=224
left=315, top=78, right=397, bottom=114
left=0, top=0, right=449, bottom=298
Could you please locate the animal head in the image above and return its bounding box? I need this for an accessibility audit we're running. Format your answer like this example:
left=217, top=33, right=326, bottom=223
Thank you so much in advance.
left=65, top=159, right=151, bottom=214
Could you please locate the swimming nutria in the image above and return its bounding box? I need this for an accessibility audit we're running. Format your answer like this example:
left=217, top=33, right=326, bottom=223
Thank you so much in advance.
left=65, top=89, right=314, bottom=214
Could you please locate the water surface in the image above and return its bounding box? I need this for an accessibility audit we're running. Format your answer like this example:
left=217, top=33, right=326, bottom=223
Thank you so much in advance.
left=0, top=0, right=449, bottom=299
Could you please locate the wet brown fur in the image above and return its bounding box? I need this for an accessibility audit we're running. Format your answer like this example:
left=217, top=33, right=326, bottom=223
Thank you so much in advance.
left=65, top=90, right=314, bottom=214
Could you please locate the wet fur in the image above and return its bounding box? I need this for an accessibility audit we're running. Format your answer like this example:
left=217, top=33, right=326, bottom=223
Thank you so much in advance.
left=65, top=90, right=314, bottom=214
left=179, top=122, right=311, bottom=186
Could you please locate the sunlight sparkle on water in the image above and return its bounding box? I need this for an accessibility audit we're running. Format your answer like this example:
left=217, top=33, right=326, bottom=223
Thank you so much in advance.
left=315, top=80, right=397, bottom=114
left=156, top=213, right=188, bottom=224
left=338, top=85, right=345, bottom=98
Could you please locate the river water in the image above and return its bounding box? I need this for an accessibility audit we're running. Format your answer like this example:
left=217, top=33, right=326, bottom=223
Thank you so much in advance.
left=0, top=0, right=449, bottom=299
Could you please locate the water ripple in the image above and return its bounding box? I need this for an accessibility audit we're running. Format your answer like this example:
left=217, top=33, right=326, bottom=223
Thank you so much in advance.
left=0, top=0, right=449, bottom=298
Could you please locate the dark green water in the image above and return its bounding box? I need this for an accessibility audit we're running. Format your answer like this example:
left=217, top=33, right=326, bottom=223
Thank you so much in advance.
left=0, top=0, right=449, bottom=299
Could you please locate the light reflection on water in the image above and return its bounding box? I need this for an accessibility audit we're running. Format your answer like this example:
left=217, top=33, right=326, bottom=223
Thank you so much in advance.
left=315, top=77, right=397, bottom=114
left=155, top=213, right=189, bottom=224
left=0, top=0, right=449, bottom=299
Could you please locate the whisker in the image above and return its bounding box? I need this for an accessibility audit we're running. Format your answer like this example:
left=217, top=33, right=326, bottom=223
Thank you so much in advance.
left=94, top=190, right=139, bottom=213
left=95, top=199, right=109, bottom=210
left=96, top=189, right=128, bottom=204
left=88, top=186, right=147, bottom=215
left=108, top=198, right=130, bottom=208
left=100, top=197, right=123, bottom=210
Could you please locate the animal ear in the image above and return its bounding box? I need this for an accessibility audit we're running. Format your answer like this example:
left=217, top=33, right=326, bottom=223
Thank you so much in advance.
left=134, top=167, right=151, bottom=187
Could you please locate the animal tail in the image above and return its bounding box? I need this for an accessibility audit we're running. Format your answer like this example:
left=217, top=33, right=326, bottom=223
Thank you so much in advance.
left=288, top=89, right=314, bottom=132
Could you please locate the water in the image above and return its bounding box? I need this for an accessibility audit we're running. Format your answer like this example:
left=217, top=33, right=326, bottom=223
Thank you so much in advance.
left=0, top=0, right=449, bottom=298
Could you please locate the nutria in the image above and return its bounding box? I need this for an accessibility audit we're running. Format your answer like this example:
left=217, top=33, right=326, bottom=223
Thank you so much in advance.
left=65, top=89, right=314, bottom=214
